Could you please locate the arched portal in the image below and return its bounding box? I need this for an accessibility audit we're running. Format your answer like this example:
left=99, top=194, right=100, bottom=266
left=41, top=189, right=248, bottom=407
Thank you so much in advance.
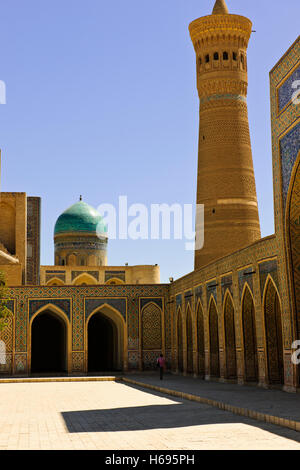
left=197, top=301, right=205, bottom=377
left=177, top=309, right=183, bottom=373
left=224, top=293, right=237, bottom=379
left=287, top=155, right=300, bottom=358
left=87, top=305, right=124, bottom=372
left=264, top=278, right=284, bottom=385
left=242, top=286, right=258, bottom=382
left=31, top=309, right=67, bottom=374
left=186, top=307, right=193, bottom=374
left=209, top=297, right=220, bottom=377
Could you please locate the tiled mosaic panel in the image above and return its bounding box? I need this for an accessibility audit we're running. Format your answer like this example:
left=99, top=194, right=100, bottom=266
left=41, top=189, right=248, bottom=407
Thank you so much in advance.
left=280, top=123, right=300, bottom=208
left=238, top=267, right=254, bottom=299
left=259, top=259, right=278, bottom=299
left=26, top=197, right=41, bottom=285
left=127, top=298, right=139, bottom=350
left=264, top=281, right=284, bottom=384
left=84, top=298, right=126, bottom=321
left=105, top=271, right=125, bottom=282
left=14, top=353, right=27, bottom=374
left=176, top=294, right=182, bottom=308
left=195, top=285, right=203, bottom=305
left=221, top=275, right=233, bottom=300
left=140, top=298, right=162, bottom=310
left=45, top=273, right=66, bottom=283
left=277, top=64, right=300, bottom=112
left=29, top=299, right=71, bottom=321
left=72, top=271, right=99, bottom=281
left=128, top=351, right=139, bottom=369
left=206, top=281, right=217, bottom=307
left=184, top=290, right=193, bottom=309
left=164, top=303, right=171, bottom=349
left=72, top=352, right=84, bottom=372
left=142, top=351, right=160, bottom=370
left=142, top=303, right=162, bottom=350
left=289, top=160, right=300, bottom=337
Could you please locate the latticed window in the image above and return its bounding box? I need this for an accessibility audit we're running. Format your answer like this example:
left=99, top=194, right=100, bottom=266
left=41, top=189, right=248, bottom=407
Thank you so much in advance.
left=142, top=303, right=162, bottom=350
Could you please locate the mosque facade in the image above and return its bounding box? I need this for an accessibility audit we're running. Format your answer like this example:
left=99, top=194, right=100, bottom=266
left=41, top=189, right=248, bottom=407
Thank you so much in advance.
left=0, top=1, right=299, bottom=392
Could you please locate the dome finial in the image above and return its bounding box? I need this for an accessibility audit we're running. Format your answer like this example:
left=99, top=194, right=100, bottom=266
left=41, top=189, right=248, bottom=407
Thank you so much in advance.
left=212, top=0, right=229, bottom=15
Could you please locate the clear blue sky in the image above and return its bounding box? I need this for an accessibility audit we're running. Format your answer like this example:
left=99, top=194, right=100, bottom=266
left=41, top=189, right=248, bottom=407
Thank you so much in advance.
left=0, top=0, right=299, bottom=283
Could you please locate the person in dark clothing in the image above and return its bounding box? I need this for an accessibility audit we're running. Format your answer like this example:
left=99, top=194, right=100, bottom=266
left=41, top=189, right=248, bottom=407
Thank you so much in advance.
left=157, top=353, right=166, bottom=380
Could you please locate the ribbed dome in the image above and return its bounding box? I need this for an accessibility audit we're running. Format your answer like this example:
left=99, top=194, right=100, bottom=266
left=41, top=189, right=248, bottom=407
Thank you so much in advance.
left=54, top=201, right=107, bottom=236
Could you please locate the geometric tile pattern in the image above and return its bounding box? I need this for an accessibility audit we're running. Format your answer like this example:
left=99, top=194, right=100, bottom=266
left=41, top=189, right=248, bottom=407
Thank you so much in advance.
left=142, top=303, right=162, bottom=350
left=280, top=123, right=300, bottom=208
left=277, top=64, right=300, bottom=113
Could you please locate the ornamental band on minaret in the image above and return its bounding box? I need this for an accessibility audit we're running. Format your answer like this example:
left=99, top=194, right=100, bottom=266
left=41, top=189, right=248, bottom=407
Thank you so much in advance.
left=190, top=0, right=261, bottom=269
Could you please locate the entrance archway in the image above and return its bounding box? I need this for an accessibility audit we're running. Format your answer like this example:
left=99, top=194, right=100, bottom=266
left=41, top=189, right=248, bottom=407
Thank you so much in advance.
left=177, top=308, right=184, bottom=373
left=87, top=305, right=124, bottom=372
left=264, top=278, right=284, bottom=385
left=196, top=301, right=205, bottom=377
left=224, top=292, right=237, bottom=380
left=287, top=153, right=300, bottom=384
left=186, top=307, right=193, bottom=374
left=242, top=285, right=258, bottom=382
left=209, top=297, right=220, bottom=378
left=31, top=310, right=67, bottom=374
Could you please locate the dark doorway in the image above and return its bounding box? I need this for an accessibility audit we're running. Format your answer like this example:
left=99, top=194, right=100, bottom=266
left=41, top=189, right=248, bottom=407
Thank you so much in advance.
left=31, top=311, right=67, bottom=374
left=88, top=314, right=116, bottom=372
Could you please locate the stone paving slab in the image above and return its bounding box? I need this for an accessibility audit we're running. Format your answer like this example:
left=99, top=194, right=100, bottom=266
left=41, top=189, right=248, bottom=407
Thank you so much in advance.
left=123, top=373, right=300, bottom=432
left=1, top=381, right=300, bottom=450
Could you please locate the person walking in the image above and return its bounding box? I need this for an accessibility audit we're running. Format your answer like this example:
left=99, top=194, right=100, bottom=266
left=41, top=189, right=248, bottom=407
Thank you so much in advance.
left=157, top=353, right=166, bottom=380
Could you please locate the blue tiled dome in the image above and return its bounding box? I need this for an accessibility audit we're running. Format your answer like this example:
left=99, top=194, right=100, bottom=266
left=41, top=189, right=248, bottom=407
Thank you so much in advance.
left=54, top=201, right=107, bottom=236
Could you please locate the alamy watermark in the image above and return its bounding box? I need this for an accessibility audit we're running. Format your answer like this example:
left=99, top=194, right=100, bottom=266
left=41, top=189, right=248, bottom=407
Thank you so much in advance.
left=0, top=341, right=6, bottom=365
left=0, top=81, right=6, bottom=104
left=292, top=80, right=300, bottom=105
left=96, top=196, right=204, bottom=251
left=291, top=341, right=300, bottom=365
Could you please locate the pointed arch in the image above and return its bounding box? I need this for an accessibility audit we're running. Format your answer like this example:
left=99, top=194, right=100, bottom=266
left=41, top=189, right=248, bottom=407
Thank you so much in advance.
left=29, top=304, right=70, bottom=374
left=186, top=304, right=193, bottom=374
left=105, top=278, right=125, bottom=285
left=241, top=283, right=258, bottom=382
left=263, top=275, right=284, bottom=384
left=223, top=290, right=237, bottom=379
left=86, top=303, right=126, bottom=372
left=177, top=307, right=184, bottom=373
left=208, top=296, right=220, bottom=377
left=72, top=273, right=97, bottom=286
left=196, top=299, right=205, bottom=377
left=46, top=277, right=65, bottom=286
left=286, top=151, right=300, bottom=346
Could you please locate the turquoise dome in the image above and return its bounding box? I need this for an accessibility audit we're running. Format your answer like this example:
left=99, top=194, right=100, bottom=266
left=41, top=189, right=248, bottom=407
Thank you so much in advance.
left=54, top=201, right=107, bottom=236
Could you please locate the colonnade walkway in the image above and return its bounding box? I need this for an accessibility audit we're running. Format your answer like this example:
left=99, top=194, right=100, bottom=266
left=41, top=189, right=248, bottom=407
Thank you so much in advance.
left=123, top=373, right=300, bottom=432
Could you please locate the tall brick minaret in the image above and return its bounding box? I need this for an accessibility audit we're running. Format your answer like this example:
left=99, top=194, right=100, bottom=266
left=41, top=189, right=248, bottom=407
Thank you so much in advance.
left=190, top=0, right=261, bottom=269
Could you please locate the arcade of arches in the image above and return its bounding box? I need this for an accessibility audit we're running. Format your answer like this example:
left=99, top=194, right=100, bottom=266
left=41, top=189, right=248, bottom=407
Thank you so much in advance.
left=173, top=277, right=286, bottom=387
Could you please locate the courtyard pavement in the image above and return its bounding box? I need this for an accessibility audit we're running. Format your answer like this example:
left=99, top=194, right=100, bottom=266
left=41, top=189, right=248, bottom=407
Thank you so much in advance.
left=1, top=377, right=300, bottom=450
